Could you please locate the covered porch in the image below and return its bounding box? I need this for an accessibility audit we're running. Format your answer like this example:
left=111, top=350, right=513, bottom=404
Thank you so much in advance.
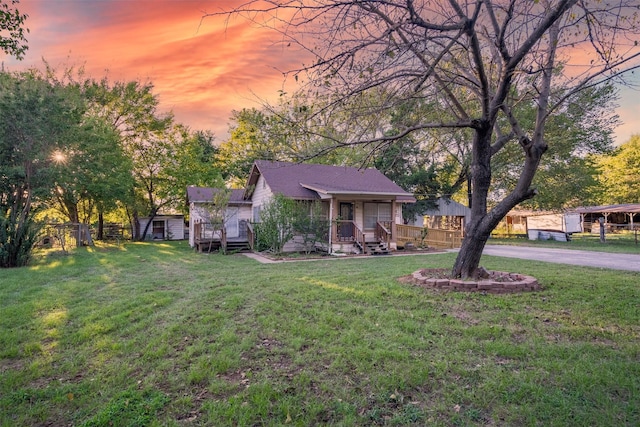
left=327, top=198, right=404, bottom=254
left=192, top=220, right=254, bottom=253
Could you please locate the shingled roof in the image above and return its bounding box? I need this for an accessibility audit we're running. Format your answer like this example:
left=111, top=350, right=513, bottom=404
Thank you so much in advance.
left=246, top=160, right=415, bottom=201
left=186, top=187, right=249, bottom=204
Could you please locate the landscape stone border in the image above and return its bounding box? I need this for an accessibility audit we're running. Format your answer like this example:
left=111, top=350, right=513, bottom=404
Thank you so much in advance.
left=409, top=269, right=540, bottom=294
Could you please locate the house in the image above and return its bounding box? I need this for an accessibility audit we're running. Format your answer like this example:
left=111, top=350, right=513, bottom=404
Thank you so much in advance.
left=137, top=215, right=185, bottom=241
left=187, top=160, right=416, bottom=254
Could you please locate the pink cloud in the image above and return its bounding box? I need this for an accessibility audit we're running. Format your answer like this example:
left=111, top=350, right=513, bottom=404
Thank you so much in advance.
left=6, top=1, right=639, bottom=142
left=7, top=0, right=309, bottom=139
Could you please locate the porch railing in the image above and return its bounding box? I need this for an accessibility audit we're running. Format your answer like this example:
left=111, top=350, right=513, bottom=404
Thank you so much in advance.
left=194, top=220, right=225, bottom=253
left=427, top=228, right=463, bottom=248
left=353, top=222, right=366, bottom=253
left=335, top=220, right=355, bottom=242
left=335, top=220, right=367, bottom=252
left=247, top=222, right=255, bottom=251
left=376, top=221, right=392, bottom=249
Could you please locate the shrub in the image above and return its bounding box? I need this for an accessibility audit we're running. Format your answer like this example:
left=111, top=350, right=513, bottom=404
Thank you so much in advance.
left=293, top=201, right=330, bottom=254
left=254, top=194, right=299, bottom=254
left=0, top=212, right=42, bottom=268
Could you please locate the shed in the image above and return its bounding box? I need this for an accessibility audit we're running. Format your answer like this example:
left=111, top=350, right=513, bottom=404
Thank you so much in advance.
left=410, top=198, right=470, bottom=232
left=573, top=203, right=640, bottom=232
left=137, top=215, right=185, bottom=241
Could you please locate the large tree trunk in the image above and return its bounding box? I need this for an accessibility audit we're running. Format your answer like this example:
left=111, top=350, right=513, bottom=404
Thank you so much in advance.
left=452, top=132, right=547, bottom=278
left=132, top=210, right=141, bottom=241
left=97, top=210, right=104, bottom=240
left=451, top=17, right=558, bottom=279
left=452, top=124, right=493, bottom=278
left=139, top=206, right=159, bottom=241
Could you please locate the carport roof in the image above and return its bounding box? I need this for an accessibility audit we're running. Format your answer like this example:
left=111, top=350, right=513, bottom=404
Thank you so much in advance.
left=573, top=203, right=640, bottom=214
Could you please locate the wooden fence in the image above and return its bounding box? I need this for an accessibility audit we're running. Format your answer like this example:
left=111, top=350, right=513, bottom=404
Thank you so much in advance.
left=396, top=224, right=463, bottom=249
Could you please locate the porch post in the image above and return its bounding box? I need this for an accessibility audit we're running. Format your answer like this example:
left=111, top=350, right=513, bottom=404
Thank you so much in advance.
left=328, top=198, right=333, bottom=253
left=331, top=198, right=339, bottom=247
left=391, top=200, right=398, bottom=245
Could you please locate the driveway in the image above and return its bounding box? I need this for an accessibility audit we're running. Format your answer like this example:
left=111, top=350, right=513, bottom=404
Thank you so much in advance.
left=479, top=245, right=640, bottom=272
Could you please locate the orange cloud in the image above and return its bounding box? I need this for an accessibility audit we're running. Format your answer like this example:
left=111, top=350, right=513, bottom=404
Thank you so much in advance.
left=6, top=0, right=639, bottom=144
left=7, top=0, right=308, bottom=140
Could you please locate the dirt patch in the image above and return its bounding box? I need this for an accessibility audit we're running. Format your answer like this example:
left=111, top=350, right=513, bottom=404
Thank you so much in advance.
left=401, top=268, right=541, bottom=294
left=0, top=358, right=24, bottom=373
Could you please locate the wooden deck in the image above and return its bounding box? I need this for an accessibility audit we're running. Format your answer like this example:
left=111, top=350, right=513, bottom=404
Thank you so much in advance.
left=194, top=221, right=254, bottom=254
left=195, top=237, right=250, bottom=253
left=396, top=224, right=463, bottom=249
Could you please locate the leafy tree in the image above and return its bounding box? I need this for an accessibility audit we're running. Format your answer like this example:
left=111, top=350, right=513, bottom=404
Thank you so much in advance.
left=83, top=78, right=177, bottom=239
left=220, top=100, right=374, bottom=186
left=164, top=128, right=224, bottom=206
left=49, top=116, right=134, bottom=229
left=0, top=71, right=84, bottom=266
left=216, top=0, right=640, bottom=278
left=0, top=0, right=28, bottom=60
left=598, top=135, right=640, bottom=204
left=84, top=79, right=222, bottom=240
left=372, top=100, right=472, bottom=222
left=198, top=188, right=232, bottom=230
left=491, top=85, right=617, bottom=210
left=218, top=108, right=303, bottom=186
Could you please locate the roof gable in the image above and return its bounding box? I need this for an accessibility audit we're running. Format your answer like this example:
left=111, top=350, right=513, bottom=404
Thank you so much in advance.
left=246, top=160, right=413, bottom=200
left=187, top=187, right=248, bottom=204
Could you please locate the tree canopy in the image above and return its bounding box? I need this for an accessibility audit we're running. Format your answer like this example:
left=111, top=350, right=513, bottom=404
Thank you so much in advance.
left=0, top=0, right=28, bottom=60
left=598, top=135, right=640, bottom=204
left=0, top=71, right=84, bottom=266
left=216, top=0, right=640, bottom=277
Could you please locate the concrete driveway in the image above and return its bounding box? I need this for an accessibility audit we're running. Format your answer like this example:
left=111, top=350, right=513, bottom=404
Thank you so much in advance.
left=479, top=245, right=640, bottom=272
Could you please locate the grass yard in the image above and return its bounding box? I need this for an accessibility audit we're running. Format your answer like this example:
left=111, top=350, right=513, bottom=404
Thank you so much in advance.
left=1, top=241, right=638, bottom=426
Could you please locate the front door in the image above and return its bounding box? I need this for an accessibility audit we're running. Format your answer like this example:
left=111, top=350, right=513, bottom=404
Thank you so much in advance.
left=339, top=202, right=354, bottom=239
left=225, top=207, right=239, bottom=238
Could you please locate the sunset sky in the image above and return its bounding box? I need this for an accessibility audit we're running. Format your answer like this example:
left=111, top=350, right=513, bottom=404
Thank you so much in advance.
left=4, top=0, right=640, bottom=144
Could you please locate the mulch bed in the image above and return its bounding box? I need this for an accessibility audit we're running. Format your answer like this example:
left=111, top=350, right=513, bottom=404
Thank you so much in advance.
left=400, top=268, right=541, bottom=294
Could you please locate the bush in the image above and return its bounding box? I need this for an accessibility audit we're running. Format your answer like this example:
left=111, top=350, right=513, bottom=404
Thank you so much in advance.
left=0, top=212, right=42, bottom=268
left=254, top=194, right=299, bottom=254
left=254, top=195, right=329, bottom=255
left=293, top=201, right=330, bottom=254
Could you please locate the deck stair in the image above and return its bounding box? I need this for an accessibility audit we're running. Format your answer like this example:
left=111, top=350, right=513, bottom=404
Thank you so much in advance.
left=354, top=240, right=390, bottom=255
left=225, top=240, right=251, bottom=253
left=366, top=241, right=390, bottom=255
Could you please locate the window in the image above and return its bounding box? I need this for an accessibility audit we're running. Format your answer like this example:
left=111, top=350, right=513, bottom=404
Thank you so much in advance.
left=364, top=203, right=392, bottom=229
left=152, top=220, right=165, bottom=239
left=298, top=200, right=329, bottom=219
left=253, top=205, right=261, bottom=223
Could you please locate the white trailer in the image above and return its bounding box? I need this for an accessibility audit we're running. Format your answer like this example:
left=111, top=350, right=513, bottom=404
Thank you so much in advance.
left=526, top=213, right=582, bottom=241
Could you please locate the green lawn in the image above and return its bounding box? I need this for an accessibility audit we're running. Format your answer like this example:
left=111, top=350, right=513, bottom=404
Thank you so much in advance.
left=1, top=242, right=638, bottom=426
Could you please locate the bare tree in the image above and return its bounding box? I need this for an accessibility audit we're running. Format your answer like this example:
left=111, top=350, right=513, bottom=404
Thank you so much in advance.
left=213, top=0, right=640, bottom=278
